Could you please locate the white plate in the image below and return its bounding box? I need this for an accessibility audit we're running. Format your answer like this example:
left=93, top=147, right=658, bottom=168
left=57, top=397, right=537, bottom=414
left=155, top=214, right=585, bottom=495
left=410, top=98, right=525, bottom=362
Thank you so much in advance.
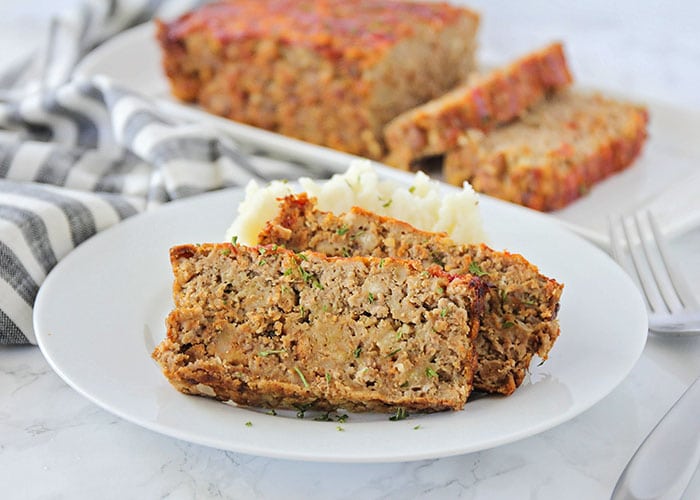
left=75, top=23, right=700, bottom=244
left=33, top=185, right=648, bottom=463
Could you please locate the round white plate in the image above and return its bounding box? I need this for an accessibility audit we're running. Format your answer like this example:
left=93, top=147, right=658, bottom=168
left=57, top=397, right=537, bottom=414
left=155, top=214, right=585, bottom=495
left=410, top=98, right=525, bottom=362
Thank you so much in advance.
left=34, top=186, right=648, bottom=463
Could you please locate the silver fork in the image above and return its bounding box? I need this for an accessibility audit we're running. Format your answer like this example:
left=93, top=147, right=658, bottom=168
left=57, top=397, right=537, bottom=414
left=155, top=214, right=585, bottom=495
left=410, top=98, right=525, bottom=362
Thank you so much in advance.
left=608, top=209, right=700, bottom=499
left=608, top=210, right=700, bottom=335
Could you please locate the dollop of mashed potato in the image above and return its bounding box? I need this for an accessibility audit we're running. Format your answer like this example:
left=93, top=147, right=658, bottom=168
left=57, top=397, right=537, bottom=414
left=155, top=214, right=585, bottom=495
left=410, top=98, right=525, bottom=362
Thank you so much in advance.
left=225, top=160, right=485, bottom=245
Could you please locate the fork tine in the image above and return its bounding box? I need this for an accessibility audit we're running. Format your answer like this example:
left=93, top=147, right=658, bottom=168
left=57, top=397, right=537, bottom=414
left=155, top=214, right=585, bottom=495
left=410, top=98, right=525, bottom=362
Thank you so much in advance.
left=609, top=215, right=645, bottom=298
left=635, top=211, right=684, bottom=313
left=620, top=214, right=668, bottom=314
left=646, top=211, right=700, bottom=310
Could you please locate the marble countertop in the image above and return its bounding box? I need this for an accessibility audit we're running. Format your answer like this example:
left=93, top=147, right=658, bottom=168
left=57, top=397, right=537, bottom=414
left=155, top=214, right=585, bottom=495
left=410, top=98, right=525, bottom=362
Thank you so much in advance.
left=2, top=1, right=700, bottom=498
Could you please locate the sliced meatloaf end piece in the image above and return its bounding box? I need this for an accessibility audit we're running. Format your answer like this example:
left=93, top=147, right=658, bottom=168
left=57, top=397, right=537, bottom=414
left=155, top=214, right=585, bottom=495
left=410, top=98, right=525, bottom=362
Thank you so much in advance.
left=258, top=194, right=564, bottom=395
left=443, top=91, right=649, bottom=211
left=153, top=243, right=486, bottom=413
left=383, top=42, right=573, bottom=169
left=157, top=0, right=479, bottom=160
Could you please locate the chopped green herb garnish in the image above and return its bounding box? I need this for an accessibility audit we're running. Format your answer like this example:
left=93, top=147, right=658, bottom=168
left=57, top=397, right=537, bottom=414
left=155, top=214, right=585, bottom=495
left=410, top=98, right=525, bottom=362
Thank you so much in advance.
left=231, top=236, right=238, bottom=245
left=337, top=225, right=349, bottom=235
left=325, top=372, right=331, bottom=383
left=312, top=279, right=323, bottom=290
left=336, top=413, right=348, bottom=423
left=431, top=253, right=445, bottom=267
left=413, top=425, right=421, bottom=430
left=283, top=267, right=293, bottom=276
left=440, top=308, right=448, bottom=318
left=389, top=408, right=409, bottom=421
left=322, top=304, right=329, bottom=312
left=258, top=247, right=267, bottom=255
left=468, top=261, right=488, bottom=277
left=425, top=367, right=438, bottom=378
left=353, top=346, right=362, bottom=358
left=298, top=266, right=310, bottom=281
left=387, top=347, right=402, bottom=357
left=258, top=349, right=286, bottom=357
left=382, top=198, right=392, bottom=208
left=245, top=421, right=252, bottom=427
left=350, top=230, right=365, bottom=240
left=379, top=258, right=385, bottom=268
left=294, top=366, right=309, bottom=388
left=368, top=292, right=375, bottom=304
left=314, top=412, right=332, bottom=422
left=395, top=325, right=409, bottom=340
left=294, top=403, right=311, bottom=418
left=267, top=409, right=277, bottom=416
left=500, top=289, right=508, bottom=303
left=220, top=248, right=231, bottom=256
left=437, top=287, right=444, bottom=295
left=408, top=186, right=416, bottom=194
left=258, top=259, right=267, bottom=266
left=342, top=247, right=351, bottom=257
left=336, top=425, right=345, bottom=432
left=503, top=321, right=515, bottom=328
left=296, top=252, right=308, bottom=261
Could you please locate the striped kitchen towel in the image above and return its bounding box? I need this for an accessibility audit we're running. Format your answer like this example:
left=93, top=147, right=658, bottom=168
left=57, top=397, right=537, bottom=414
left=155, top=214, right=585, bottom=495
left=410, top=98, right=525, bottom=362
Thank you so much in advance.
left=0, top=0, right=336, bottom=344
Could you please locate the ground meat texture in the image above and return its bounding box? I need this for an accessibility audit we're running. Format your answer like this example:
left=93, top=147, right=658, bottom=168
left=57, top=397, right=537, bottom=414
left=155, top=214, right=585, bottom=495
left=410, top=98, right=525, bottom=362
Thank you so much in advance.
left=153, top=243, right=486, bottom=413
left=383, top=43, right=573, bottom=170
left=258, top=194, right=564, bottom=395
left=443, top=92, right=648, bottom=211
left=157, top=0, right=479, bottom=160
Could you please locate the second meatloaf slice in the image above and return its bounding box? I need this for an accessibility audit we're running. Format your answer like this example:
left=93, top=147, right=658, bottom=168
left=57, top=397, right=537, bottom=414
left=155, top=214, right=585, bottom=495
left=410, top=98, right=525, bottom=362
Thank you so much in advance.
left=443, top=92, right=649, bottom=211
left=153, top=243, right=485, bottom=413
left=258, top=194, right=564, bottom=395
left=383, top=42, right=573, bottom=169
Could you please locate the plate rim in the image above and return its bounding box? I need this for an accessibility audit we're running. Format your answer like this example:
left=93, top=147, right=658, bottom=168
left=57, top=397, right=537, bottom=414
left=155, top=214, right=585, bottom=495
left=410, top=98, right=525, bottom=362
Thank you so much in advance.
left=33, top=184, right=648, bottom=463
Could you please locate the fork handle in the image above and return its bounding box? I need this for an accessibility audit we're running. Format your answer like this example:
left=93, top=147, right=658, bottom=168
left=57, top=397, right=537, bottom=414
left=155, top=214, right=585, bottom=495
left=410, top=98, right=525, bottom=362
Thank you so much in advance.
left=649, top=312, right=700, bottom=335
left=611, top=376, right=700, bottom=500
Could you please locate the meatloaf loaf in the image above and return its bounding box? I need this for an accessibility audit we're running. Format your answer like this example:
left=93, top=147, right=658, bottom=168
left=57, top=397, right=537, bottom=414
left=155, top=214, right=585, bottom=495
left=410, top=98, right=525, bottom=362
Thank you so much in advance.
left=383, top=42, right=573, bottom=170
left=157, top=0, right=480, bottom=160
left=443, top=91, right=649, bottom=211
left=153, top=243, right=486, bottom=413
left=258, top=194, right=564, bottom=395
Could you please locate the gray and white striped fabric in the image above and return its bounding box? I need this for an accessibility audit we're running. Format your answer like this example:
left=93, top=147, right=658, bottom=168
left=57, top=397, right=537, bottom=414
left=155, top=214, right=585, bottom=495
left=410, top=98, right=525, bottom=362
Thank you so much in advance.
left=0, top=0, right=336, bottom=344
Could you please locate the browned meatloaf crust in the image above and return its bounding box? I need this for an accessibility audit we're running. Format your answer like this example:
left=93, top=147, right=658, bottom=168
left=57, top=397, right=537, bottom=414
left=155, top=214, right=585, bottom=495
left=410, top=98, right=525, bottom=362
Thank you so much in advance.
left=258, top=194, right=564, bottom=395
left=153, top=243, right=487, bottom=413
left=157, top=0, right=480, bottom=160
left=443, top=92, right=649, bottom=211
left=383, top=42, right=573, bottom=170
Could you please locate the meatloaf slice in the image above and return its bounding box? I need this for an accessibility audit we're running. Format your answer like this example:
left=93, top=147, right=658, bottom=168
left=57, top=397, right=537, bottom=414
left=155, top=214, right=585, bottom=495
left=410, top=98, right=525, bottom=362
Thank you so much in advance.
left=153, top=243, right=486, bottom=413
left=443, top=92, right=649, bottom=211
left=157, top=0, right=479, bottom=160
left=383, top=42, right=573, bottom=169
left=258, top=194, right=564, bottom=395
